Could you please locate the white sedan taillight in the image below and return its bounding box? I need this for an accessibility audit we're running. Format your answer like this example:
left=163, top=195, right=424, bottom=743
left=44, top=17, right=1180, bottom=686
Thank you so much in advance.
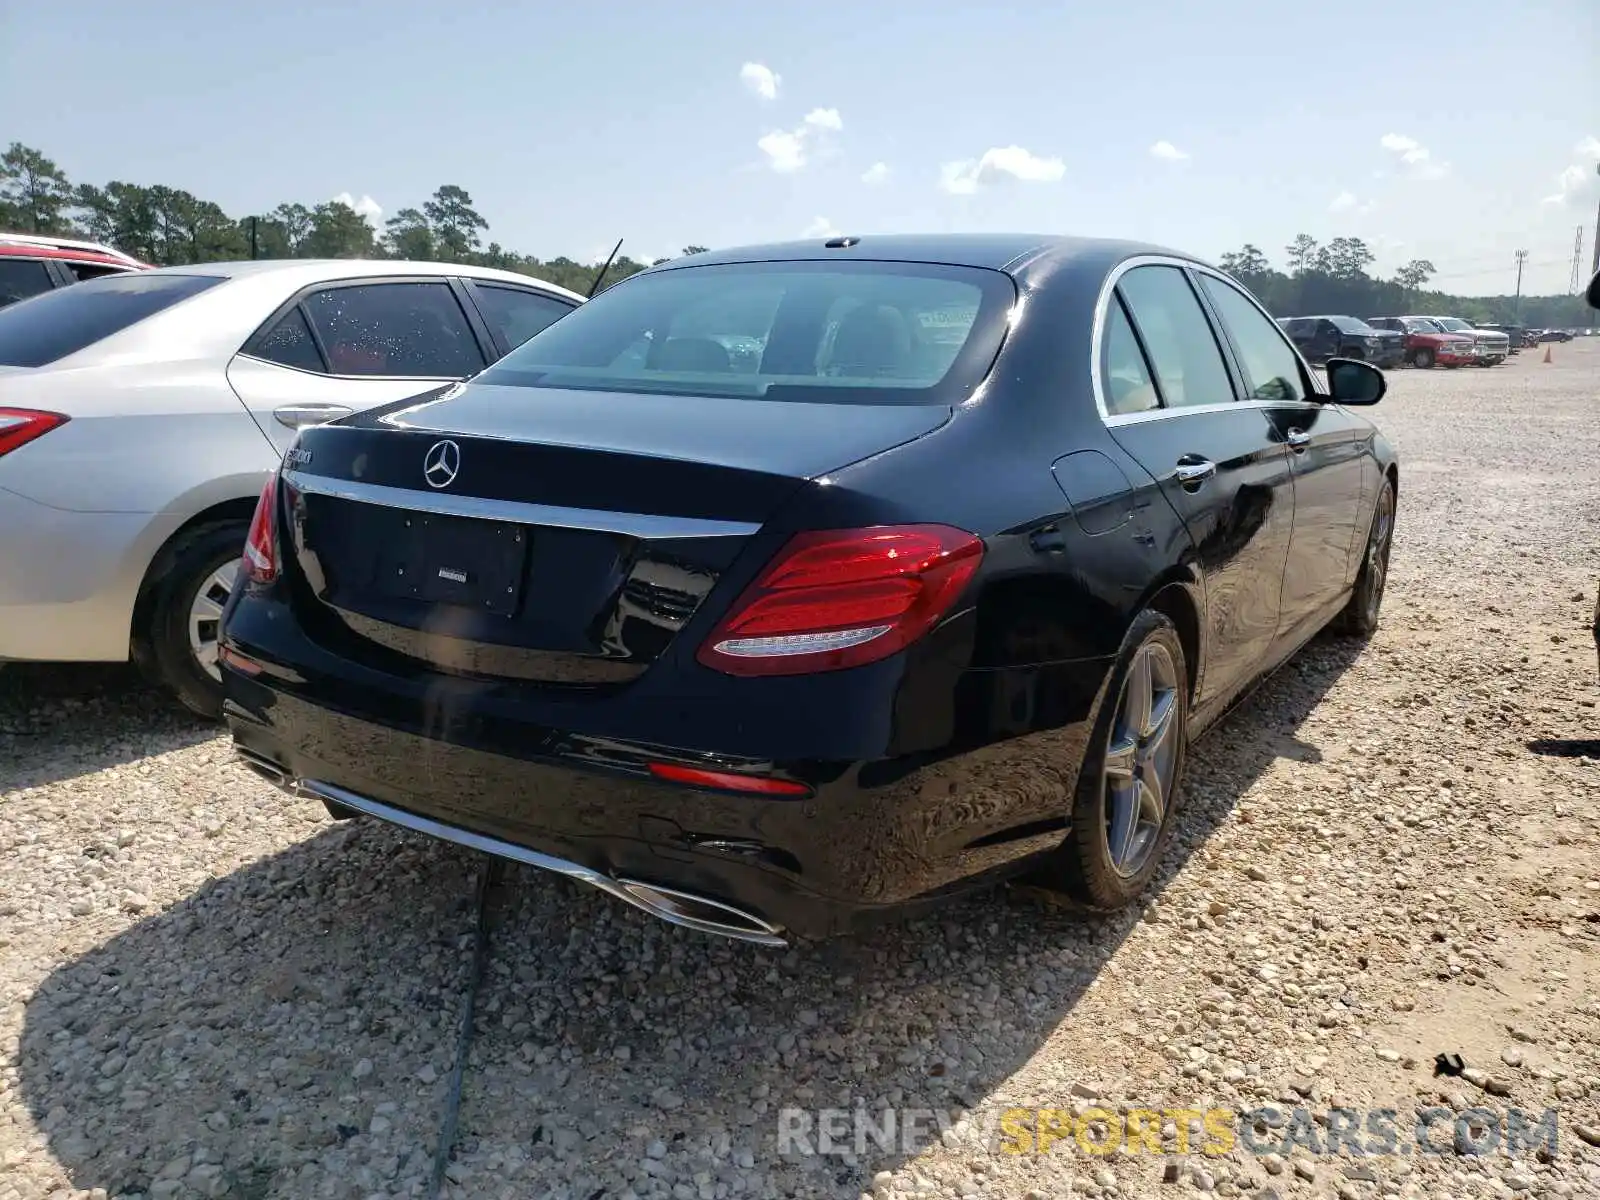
left=0, top=408, right=69, bottom=458
left=243, top=474, right=280, bottom=583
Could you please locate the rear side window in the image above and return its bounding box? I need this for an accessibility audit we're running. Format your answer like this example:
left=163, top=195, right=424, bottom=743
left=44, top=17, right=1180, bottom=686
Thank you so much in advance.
left=303, top=282, right=485, bottom=378
left=0, top=272, right=223, bottom=368
left=471, top=285, right=575, bottom=353
left=64, top=261, right=131, bottom=283
left=1198, top=275, right=1309, bottom=403
left=1102, top=299, right=1160, bottom=415
left=1115, top=266, right=1234, bottom=409
left=0, top=260, right=55, bottom=308
left=476, top=260, right=1015, bottom=407
left=250, top=307, right=327, bottom=373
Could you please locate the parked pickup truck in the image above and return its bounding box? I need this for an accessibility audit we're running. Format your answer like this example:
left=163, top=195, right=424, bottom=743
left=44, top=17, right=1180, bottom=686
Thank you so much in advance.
left=1366, top=316, right=1476, bottom=368
left=1475, top=323, right=1524, bottom=353
left=1276, top=314, right=1405, bottom=368
left=1416, top=315, right=1510, bottom=365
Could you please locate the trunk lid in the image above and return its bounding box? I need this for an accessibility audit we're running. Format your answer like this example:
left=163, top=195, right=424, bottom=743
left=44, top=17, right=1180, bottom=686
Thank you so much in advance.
left=280, top=383, right=952, bottom=686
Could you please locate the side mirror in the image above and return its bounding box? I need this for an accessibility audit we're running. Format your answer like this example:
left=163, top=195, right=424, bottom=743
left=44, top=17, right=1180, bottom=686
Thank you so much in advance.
left=1325, top=356, right=1386, bottom=405
left=1587, top=269, right=1600, bottom=310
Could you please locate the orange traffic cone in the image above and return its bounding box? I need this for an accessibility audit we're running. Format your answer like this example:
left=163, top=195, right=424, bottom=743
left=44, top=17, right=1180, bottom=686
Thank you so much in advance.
left=1543, top=344, right=1553, bottom=363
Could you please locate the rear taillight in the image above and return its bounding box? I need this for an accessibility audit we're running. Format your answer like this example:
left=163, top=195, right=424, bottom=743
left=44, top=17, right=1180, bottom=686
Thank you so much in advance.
left=243, top=474, right=279, bottom=584
left=696, top=524, right=984, bottom=677
left=0, top=409, right=68, bottom=458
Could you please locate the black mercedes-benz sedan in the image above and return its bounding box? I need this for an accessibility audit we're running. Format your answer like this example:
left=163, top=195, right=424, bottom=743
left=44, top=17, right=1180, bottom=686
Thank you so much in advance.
left=220, top=234, right=1398, bottom=946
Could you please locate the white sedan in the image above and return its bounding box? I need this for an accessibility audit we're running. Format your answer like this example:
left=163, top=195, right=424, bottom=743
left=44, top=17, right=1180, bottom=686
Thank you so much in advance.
left=0, top=258, right=583, bottom=716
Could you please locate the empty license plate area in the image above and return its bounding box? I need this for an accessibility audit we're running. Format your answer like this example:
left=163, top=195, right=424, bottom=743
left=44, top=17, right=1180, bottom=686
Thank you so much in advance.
left=367, top=509, right=530, bottom=617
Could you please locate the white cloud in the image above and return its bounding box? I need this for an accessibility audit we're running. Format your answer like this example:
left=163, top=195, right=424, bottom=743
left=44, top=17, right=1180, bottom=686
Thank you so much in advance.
left=331, top=192, right=383, bottom=224
left=801, top=216, right=842, bottom=238
left=755, top=106, right=843, bottom=173
left=1542, top=138, right=1600, bottom=205
left=757, top=129, right=807, bottom=173
left=861, top=161, right=890, bottom=185
left=1379, top=134, right=1449, bottom=180
left=938, top=145, right=1065, bottom=195
left=1149, top=140, right=1189, bottom=162
left=739, top=62, right=780, bottom=101
left=1329, top=190, right=1376, bottom=215
left=1379, top=133, right=1426, bottom=162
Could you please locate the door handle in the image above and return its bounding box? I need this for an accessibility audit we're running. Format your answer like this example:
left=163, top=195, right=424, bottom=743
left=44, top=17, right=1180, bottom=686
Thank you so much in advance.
left=273, top=403, right=354, bottom=430
left=1174, top=458, right=1216, bottom=488
left=1286, top=428, right=1311, bottom=452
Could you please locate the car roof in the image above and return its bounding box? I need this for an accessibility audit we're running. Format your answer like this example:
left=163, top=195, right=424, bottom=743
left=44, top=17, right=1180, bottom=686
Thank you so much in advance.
left=0, top=243, right=146, bottom=268
left=652, top=233, right=1200, bottom=275
left=133, top=258, right=586, bottom=302
left=0, top=232, right=148, bottom=264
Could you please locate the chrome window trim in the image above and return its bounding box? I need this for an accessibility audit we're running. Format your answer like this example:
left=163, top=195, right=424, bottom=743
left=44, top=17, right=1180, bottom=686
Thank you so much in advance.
left=1089, top=254, right=1324, bottom=427
left=281, top=469, right=761, bottom=539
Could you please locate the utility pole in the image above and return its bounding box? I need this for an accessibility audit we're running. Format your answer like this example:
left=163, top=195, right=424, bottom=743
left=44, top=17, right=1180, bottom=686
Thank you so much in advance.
left=1572, top=227, right=1585, bottom=294
left=249, top=216, right=259, bottom=260
left=1514, top=249, right=1528, bottom=321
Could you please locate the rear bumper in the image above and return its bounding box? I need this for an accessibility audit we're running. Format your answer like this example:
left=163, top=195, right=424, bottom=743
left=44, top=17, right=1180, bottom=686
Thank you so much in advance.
left=220, top=619, right=1114, bottom=942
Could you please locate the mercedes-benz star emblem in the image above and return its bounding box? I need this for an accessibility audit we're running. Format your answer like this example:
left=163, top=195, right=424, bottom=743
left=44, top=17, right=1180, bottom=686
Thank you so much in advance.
left=422, top=439, right=460, bottom=489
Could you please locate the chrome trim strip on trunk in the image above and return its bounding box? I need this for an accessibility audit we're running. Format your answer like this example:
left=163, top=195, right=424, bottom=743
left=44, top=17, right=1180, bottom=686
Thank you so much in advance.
left=281, top=470, right=763, bottom=540
left=291, top=776, right=789, bottom=947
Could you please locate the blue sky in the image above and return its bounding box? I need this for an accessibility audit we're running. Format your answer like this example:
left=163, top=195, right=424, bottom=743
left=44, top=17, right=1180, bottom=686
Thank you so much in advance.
left=4, top=0, right=1597, bottom=294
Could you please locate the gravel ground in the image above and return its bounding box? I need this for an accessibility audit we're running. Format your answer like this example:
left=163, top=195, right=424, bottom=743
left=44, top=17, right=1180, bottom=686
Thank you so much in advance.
left=2, top=343, right=1598, bottom=1200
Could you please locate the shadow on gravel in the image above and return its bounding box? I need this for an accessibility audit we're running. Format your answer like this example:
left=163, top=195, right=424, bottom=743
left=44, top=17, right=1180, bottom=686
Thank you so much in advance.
left=1525, top=737, right=1600, bottom=759
left=0, top=663, right=216, bottom=791
left=17, top=635, right=1366, bottom=1198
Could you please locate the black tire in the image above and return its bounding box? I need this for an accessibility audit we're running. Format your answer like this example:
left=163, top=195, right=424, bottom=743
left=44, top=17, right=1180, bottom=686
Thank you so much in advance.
left=140, top=520, right=247, bottom=720
left=1029, top=609, right=1190, bottom=910
left=1332, top=478, right=1395, bottom=638
left=1410, top=347, right=1435, bottom=369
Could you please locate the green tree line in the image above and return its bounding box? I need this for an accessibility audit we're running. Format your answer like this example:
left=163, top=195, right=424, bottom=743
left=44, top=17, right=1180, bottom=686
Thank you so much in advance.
left=1220, top=236, right=1588, bottom=329
left=2, top=140, right=1589, bottom=325
left=0, top=142, right=683, bottom=295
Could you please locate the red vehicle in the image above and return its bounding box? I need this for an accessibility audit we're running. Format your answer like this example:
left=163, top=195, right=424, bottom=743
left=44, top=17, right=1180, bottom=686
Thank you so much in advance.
left=1365, top=316, right=1475, bottom=368
left=0, top=236, right=151, bottom=310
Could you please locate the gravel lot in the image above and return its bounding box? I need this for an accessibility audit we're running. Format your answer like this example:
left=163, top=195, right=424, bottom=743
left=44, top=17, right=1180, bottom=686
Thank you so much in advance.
left=3, top=343, right=1598, bottom=1200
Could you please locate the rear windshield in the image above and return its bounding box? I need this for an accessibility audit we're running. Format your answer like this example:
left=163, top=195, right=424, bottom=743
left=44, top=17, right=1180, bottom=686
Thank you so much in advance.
left=476, top=260, right=1016, bottom=406
left=0, top=272, right=223, bottom=368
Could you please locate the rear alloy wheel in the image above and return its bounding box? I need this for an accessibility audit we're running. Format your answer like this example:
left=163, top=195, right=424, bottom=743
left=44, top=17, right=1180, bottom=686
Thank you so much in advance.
left=1033, top=609, right=1189, bottom=910
left=1333, top=478, right=1394, bottom=637
left=1410, top=347, right=1435, bottom=369
left=141, top=520, right=248, bottom=720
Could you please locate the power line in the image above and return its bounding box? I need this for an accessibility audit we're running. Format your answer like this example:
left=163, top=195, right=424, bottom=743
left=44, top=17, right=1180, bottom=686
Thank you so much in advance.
left=1427, top=258, right=1566, bottom=282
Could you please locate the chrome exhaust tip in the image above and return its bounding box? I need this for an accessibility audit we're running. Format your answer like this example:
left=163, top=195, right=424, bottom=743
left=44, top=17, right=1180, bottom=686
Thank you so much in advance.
left=610, top=878, right=789, bottom=947
left=289, top=777, right=790, bottom=947
left=235, top=747, right=291, bottom=789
